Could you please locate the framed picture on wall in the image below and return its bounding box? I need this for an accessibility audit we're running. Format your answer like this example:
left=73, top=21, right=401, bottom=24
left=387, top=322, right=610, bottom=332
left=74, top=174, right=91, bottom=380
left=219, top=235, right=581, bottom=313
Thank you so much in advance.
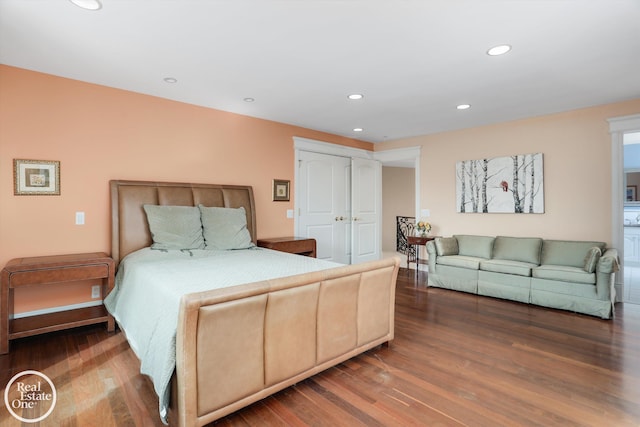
left=627, top=185, right=637, bottom=202
left=14, top=159, right=60, bottom=195
left=272, top=179, right=290, bottom=201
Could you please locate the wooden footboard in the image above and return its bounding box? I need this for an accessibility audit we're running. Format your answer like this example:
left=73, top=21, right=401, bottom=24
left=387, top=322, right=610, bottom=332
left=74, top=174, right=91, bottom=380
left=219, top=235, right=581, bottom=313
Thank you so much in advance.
left=170, top=257, right=399, bottom=427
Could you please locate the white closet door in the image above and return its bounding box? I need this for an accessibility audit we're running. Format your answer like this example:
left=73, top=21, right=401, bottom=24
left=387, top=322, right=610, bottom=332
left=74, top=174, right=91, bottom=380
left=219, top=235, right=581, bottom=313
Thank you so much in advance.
left=297, top=151, right=351, bottom=264
left=351, top=157, right=382, bottom=264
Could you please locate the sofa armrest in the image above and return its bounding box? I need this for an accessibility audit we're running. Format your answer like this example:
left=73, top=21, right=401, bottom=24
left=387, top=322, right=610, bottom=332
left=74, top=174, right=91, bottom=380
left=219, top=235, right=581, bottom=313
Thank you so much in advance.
left=595, top=248, right=618, bottom=300
left=597, top=248, right=619, bottom=274
left=426, top=240, right=437, bottom=272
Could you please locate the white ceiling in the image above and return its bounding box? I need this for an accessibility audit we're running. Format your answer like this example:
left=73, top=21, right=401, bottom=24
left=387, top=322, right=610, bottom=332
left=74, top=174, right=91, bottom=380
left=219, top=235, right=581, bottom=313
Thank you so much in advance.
left=1, top=0, right=639, bottom=143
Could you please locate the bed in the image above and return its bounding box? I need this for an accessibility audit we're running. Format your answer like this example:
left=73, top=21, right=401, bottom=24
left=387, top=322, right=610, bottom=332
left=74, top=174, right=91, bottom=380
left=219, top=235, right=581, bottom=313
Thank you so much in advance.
left=106, top=180, right=400, bottom=426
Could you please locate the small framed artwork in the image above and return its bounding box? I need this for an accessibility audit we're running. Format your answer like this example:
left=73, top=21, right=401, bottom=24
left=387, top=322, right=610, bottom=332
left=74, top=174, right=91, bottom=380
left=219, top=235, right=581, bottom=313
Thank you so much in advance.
left=272, top=179, right=290, bottom=201
left=627, top=185, right=637, bottom=202
left=14, top=159, right=61, bottom=195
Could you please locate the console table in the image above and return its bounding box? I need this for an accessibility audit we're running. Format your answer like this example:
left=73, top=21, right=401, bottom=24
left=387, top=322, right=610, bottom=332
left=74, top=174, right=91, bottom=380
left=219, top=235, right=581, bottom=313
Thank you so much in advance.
left=1, top=252, right=115, bottom=354
left=407, top=235, right=437, bottom=277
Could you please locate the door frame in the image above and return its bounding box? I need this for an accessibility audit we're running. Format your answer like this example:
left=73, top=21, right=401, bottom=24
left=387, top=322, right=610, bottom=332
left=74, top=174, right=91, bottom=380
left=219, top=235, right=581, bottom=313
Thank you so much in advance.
left=608, top=113, right=640, bottom=301
left=373, top=146, right=422, bottom=220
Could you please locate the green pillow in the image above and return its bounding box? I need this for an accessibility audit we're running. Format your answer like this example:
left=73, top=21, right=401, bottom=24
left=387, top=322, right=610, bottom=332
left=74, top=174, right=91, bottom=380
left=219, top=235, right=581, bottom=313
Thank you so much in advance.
left=143, top=205, right=205, bottom=250
left=199, top=205, right=254, bottom=250
left=435, top=237, right=459, bottom=256
left=583, top=246, right=602, bottom=273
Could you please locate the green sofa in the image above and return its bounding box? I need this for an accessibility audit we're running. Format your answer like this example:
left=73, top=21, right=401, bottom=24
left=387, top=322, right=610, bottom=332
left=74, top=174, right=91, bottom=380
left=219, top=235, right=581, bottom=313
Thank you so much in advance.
left=426, top=235, right=618, bottom=319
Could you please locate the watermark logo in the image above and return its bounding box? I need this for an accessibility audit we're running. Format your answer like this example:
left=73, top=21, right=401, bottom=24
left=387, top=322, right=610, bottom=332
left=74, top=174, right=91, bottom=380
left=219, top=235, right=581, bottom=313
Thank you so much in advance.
left=4, top=370, right=57, bottom=423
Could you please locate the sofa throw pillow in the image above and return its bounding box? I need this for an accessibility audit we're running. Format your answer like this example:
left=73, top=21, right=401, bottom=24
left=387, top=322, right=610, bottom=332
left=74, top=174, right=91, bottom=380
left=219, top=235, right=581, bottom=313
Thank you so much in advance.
left=583, top=246, right=602, bottom=273
left=199, top=205, right=255, bottom=250
left=143, top=204, right=205, bottom=250
left=435, top=237, right=459, bottom=256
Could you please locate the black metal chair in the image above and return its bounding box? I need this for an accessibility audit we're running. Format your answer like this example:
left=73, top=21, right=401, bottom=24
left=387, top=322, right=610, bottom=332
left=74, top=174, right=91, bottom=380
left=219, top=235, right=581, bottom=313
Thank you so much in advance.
left=396, top=216, right=416, bottom=268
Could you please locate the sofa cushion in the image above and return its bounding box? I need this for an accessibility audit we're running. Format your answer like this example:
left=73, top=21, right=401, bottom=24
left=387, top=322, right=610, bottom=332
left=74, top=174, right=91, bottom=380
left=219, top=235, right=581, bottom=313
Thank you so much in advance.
left=533, top=264, right=596, bottom=284
left=492, top=236, right=542, bottom=265
left=480, top=259, right=537, bottom=277
left=437, top=255, right=483, bottom=270
left=540, top=240, right=606, bottom=268
left=435, top=237, right=459, bottom=256
left=453, top=235, right=495, bottom=259
left=583, top=246, right=602, bottom=273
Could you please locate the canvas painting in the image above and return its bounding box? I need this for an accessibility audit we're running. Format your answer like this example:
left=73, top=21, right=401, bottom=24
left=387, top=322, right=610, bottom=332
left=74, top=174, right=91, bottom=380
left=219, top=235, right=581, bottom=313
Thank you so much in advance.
left=456, top=153, right=544, bottom=213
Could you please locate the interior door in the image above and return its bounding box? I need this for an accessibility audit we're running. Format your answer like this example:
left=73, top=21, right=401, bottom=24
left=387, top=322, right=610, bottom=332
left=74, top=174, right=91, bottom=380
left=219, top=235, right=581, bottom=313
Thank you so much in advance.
left=351, top=157, right=382, bottom=263
left=297, top=151, right=351, bottom=264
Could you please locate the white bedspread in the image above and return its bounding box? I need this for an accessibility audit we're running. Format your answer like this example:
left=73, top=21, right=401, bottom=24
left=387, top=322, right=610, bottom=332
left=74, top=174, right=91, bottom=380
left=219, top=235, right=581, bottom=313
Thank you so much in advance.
left=104, top=247, right=341, bottom=423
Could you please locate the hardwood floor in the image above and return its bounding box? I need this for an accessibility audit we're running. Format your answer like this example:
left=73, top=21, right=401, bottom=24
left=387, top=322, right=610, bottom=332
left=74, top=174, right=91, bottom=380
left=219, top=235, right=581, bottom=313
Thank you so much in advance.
left=2, top=268, right=640, bottom=426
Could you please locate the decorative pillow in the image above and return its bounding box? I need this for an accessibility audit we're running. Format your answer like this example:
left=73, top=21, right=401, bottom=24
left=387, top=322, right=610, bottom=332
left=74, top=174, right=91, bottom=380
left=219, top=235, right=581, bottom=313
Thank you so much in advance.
left=435, top=237, right=459, bottom=256
left=143, top=205, right=205, bottom=250
left=583, top=246, right=602, bottom=273
left=199, top=205, right=254, bottom=250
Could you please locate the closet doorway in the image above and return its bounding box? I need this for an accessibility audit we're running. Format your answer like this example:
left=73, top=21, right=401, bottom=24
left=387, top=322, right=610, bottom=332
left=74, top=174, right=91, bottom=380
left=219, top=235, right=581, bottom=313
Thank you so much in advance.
left=294, top=138, right=381, bottom=265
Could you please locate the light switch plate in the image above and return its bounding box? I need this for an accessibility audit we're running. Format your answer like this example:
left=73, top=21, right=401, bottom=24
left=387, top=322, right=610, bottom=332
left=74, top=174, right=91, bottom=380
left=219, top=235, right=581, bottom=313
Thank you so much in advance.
left=75, top=211, right=85, bottom=225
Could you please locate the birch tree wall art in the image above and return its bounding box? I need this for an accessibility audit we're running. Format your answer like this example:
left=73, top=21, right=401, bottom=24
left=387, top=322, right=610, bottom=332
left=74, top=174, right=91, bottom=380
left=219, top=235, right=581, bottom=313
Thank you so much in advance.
left=456, top=153, right=544, bottom=213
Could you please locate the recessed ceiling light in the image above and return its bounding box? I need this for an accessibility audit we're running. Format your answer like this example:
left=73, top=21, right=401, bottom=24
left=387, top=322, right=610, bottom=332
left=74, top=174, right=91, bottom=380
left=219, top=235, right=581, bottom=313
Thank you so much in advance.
left=163, top=77, right=178, bottom=84
left=353, top=128, right=364, bottom=132
left=487, top=44, right=511, bottom=56
left=348, top=94, right=364, bottom=100
left=456, top=104, right=471, bottom=110
left=243, top=97, right=255, bottom=102
left=69, top=0, right=102, bottom=10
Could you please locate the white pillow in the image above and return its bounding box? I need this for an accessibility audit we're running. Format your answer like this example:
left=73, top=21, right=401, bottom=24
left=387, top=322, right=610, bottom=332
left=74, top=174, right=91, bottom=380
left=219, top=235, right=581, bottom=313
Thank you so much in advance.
left=199, top=205, right=254, bottom=250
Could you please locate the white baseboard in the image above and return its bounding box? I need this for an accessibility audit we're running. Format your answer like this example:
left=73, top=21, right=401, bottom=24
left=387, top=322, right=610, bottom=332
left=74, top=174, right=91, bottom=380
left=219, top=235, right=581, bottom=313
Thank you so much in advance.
left=11, top=300, right=103, bottom=320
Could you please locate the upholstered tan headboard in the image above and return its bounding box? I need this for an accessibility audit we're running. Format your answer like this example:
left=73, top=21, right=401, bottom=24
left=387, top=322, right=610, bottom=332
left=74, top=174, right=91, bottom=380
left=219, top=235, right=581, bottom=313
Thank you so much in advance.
left=110, top=180, right=257, bottom=266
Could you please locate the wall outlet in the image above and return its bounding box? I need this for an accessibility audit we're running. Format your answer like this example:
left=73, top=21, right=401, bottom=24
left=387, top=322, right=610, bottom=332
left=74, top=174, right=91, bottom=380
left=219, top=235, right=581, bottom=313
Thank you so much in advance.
left=91, top=285, right=101, bottom=299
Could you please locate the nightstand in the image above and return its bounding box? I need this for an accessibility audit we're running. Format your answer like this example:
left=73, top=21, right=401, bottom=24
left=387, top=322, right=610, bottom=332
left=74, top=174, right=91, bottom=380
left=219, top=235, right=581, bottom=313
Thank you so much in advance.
left=1, top=252, right=115, bottom=354
left=257, top=237, right=317, bottom=257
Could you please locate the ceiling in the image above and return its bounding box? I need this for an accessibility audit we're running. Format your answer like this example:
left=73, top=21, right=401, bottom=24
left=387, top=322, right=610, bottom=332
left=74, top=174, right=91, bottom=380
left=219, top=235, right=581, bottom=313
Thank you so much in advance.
left=1, top=1, right=639, bottom=143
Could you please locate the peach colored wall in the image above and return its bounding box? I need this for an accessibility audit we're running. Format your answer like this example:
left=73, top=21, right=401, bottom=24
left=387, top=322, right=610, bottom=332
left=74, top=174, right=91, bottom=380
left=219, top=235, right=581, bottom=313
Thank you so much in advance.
left=0, top=65, right=372, bottom=314
left=382, top=167, right=415, bottom=252
left=376, top=99, right=640, bottom=245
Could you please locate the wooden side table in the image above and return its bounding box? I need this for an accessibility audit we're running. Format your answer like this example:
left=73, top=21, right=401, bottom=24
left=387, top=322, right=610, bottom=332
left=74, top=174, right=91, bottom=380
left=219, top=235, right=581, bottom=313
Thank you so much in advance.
left=257, top=237, right=317, bottom=257
left=1, top=252, right=115, bottom=354
left=407, top=235, right=438, bottom=277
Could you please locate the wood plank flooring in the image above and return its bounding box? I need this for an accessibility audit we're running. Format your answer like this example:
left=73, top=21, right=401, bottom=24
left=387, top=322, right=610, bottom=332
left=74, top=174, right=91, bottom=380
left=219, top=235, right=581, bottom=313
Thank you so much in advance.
left=1, top=268, right=640, bottom=426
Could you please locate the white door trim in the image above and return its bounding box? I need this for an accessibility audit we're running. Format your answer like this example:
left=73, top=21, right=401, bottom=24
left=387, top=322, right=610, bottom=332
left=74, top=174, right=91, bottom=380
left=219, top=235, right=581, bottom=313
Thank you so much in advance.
left=373, top=146, right=422, bottom=219
left=294, top=137, right=374, bottom=159
left=608, top=113, right=640, bottom=302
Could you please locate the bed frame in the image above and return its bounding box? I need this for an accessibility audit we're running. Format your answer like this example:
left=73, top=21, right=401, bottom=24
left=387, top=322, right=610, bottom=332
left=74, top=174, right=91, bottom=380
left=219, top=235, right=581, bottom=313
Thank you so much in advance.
left=110, top=180, right=400, bottom=426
